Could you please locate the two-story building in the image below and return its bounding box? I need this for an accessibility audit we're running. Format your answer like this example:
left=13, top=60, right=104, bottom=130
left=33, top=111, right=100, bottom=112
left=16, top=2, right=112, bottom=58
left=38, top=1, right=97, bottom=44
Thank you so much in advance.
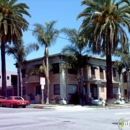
left=0, top=71, right=17, bottom=96
left=21, top=53, right=122, bottom=104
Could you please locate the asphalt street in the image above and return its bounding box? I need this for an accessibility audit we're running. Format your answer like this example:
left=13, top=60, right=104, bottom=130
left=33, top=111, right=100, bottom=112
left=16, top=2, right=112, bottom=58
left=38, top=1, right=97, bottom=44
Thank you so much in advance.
left=0, top=107, right=130, bottom=130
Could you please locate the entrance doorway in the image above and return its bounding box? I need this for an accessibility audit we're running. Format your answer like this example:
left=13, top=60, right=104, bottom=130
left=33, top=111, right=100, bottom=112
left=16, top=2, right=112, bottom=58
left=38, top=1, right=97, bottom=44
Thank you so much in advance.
left=90, top=84, right=98, bottom=99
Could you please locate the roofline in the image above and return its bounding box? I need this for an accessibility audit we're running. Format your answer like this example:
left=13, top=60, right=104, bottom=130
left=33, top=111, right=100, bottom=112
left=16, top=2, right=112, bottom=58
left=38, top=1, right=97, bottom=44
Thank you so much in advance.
left=23, top=53, right=63, bottom=63
left=87, top=55, right=115, bottom=62
left=22, top=53, right=116, bottom=64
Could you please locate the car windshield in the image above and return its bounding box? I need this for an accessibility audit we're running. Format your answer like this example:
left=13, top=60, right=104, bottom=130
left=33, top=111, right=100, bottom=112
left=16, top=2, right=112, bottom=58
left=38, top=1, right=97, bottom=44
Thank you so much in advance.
left=14, top=97, right=24, bottom=100
left=7, top=97, right=12, bottom=100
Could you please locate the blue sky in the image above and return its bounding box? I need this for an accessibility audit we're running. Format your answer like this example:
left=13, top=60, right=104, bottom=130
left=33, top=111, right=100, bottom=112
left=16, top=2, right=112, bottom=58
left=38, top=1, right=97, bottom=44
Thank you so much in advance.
left=2, top=0, right=85, bottom=72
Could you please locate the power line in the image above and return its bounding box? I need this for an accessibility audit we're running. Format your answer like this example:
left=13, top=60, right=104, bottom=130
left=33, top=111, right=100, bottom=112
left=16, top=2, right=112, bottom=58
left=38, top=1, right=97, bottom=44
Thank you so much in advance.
left=1, top=17, right=110, bottom=49
left=1, top=17, right=70, bottom=41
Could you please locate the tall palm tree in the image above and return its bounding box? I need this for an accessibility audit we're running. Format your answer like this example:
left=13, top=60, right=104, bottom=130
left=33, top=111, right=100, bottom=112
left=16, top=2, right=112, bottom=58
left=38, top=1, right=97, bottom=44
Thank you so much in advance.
left=77, top=0, right=130, bottom=99
left=0, top=0, right=31, bottom=96
left=114, top=46, right=130, bottom=101
left=32, top=21, right=59, bottom=104
left=61, top=28, right=89, bottom=105
left=5, top=39, right=39, bottom=96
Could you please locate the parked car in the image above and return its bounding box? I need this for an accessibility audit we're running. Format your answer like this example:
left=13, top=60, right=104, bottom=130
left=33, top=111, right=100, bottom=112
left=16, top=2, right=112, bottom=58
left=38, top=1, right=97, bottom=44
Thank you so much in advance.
left=91, top=99, right=102, bottom=105
left=0, top=96, right=29, bottom=108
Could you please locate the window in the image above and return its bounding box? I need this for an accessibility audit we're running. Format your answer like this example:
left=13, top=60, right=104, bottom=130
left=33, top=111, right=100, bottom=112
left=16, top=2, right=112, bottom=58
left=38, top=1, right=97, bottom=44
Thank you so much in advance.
left=100, top=67, right=103, bottom=73
left=0, top=76, right=1, bottom=79
left=7, top=76, right=9, bottom=80
left=100, top=85, right=104, bottom=92
left=23, top=86, right=26, bottom=95
left=113, top=87, right=118, bottom=94
left=7, top=97, right=12, bottom=100
left=22, top=69, right=26, bottom=78
left=113, top=68, right=116, bottom=77
left=14, top=97, right=23, bottom=100
left=36, top=86, right=41, bottom=95
left=124, top=72, right=127, bottom=82
left=52, top=63, right=59, bottom=74
left=91, top=66, right=95, bottom=75
left=100, top=66, right=106, bottom=72
left=68, top=68, right=77, bottom=74
left=91, top=65, right=98, bottom=75
left=54, top=84, right=60, bottom=95
left=68, top=84, right=77, bottom=94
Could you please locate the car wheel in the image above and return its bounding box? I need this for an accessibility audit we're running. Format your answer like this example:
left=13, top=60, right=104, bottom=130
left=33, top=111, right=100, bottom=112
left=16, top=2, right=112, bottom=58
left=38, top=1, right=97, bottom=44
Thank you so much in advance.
left=0, top=102, right=3, bottom=107
left=10, top=104, right=14, bottom=108
left=22, top=106, right=26, bottom=108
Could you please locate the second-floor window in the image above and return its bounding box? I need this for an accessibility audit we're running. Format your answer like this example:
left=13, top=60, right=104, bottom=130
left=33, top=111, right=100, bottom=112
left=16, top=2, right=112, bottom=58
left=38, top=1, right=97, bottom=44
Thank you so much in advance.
left=68, top=68, right=77, bottom=74
left=52, top=63, right=59, bottom=74
left=7, top=76, right=9, bottom=80
left=22, top=69, right=26, bottom=78
left=100, top=67, right=103, bottom=73
left=113, top=68, right=116, bottom=77
left=124, top=72, right=127, bottom=82
left=100, top=66, right=106, bottom=73
left=91, top=65, right=98, bottom=75
left=91, top=67, right=95, bottom=75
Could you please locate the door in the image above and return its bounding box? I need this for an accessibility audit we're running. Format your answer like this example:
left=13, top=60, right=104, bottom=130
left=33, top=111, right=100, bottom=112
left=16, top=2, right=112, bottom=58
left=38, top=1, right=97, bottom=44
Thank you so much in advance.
left=90, top=84, right=98, bottom=99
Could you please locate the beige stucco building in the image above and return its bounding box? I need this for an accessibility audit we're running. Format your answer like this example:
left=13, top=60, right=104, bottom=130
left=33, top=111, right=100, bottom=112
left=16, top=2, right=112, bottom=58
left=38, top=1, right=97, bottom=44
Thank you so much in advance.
left=21, top=53, right=121, bottom=104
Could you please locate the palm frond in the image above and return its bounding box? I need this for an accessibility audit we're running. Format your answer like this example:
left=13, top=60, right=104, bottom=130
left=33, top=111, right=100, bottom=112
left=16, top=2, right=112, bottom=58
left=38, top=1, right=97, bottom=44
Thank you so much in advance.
left=33, top=21, right=59, bottom=47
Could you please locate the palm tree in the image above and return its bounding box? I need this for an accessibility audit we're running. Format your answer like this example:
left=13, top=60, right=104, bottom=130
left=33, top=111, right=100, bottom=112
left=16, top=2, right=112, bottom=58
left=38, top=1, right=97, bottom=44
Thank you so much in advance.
left=5, top=39, right=39, bottom=96
left=0, top=0, right=31, bottom=96
left=113, top=60, right=125, bottom=98
left=77, top=0, right=130, bottom=99
left=61, top=28, right=89, bottom=105
left=32, top=21, right=59, bottom=104
left=114, top=46, right=130, bottom=101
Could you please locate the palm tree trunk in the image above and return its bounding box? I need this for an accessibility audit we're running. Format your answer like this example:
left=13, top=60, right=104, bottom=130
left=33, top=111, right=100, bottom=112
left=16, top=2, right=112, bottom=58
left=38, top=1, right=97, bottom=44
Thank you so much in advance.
left=77, top=68, right=84, bottom=105
left=46, top=55, right=49, bottom=104
left=80, top=68, right=84, bottom=105
left=17, top=68, right=20, bottom=96
left=19, top=67, right=23, bottom=97
left=120, top=73, right=124, bottom=97
left=1, top=37, right=7, bottom=97
left=45, top=47, right=49, bottom=104
left=106, top=41, right=113, bottom=99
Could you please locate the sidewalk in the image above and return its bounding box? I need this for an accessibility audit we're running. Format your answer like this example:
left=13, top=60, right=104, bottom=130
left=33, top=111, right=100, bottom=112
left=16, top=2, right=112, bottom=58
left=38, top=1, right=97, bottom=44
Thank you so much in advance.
left=27, top=103, right=130, bottom=110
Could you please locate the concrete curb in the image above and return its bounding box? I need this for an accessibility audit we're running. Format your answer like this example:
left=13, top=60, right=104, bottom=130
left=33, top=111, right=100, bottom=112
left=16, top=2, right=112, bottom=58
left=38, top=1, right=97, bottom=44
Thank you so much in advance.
left=33, top=106, right=44, bottom=109
left=107, top=106, right=130, bottom=109
left=27, top=105, right=56, bottom=110
left=27, top=104, right=130, bottom=110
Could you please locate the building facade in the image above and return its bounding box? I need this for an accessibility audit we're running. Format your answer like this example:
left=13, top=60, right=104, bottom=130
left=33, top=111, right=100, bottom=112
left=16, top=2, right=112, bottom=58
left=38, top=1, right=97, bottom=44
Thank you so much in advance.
left=21, top=53, right=122, bottom=104
left=0, top=71, right=17, bottom=96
